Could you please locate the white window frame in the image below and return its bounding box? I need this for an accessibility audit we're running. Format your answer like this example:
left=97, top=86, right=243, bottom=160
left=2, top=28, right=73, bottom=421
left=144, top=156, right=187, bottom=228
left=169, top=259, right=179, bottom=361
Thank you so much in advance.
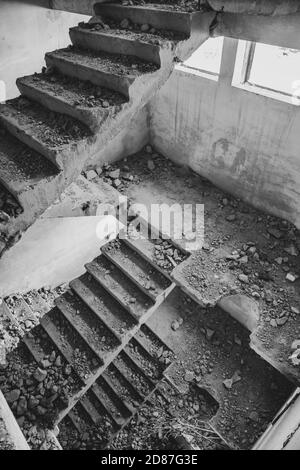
left=175, top=62, right=219, bottom=81
left=232, top=40, right=300, bottom=106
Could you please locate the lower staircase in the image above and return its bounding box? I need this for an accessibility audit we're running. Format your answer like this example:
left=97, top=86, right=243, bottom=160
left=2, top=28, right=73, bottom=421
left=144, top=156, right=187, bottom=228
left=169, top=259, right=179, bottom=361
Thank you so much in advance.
left=0, top=2, right=214, bottom=257
left=1, top=230, right=186, bottom=446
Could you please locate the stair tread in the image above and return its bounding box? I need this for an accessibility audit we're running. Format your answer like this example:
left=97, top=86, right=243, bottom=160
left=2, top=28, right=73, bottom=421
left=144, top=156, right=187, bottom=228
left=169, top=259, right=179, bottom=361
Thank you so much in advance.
left=97, top=374, right=133, bottom=417
left=17, top=73, right=127, bottom=132
left=72, top=24, right=170, bottom=45
left=102, top=240, right=171, bottom=301
left=115, top=352, right=154, bottom=398
left=104, top=365, right=142, bottom=408
left=41, top=308, right=100, bottom=383
left=0, top=98, right=91, bottom=167
left=102, top=368, right=139, bottom=410
left=46, top=47, right=158, bottom=78
left=91, top=381, right=126, bottom=426
left=86, top=255, right=154, bottom=321
left=70, top=274, right=137, bottom=339
left=55, top=290, right=119, bottom=362
left=0, top=128, right=57, bottom=198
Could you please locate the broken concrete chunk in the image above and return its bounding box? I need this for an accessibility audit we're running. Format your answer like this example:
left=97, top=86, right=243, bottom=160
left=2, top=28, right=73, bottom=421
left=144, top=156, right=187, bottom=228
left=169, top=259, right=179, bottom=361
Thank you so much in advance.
left=6, top=389, right=21, bottom=403
left=85, top=170, right=98, bottom=181
left=286, top=273, right=299, bottom=283
left=184, top=370, right=195, bottom=382
left=108, top=169, right=120, bottom=179
left=33, top=368, right=47, bottom=383
left=147, top=160, right=155, bottom=171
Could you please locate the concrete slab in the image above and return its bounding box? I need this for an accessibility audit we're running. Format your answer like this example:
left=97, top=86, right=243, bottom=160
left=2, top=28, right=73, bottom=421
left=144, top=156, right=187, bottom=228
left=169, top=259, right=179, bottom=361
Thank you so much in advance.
left=0, top=215, right=122, bottom=297
left=43, top=175, right=126, bottom=218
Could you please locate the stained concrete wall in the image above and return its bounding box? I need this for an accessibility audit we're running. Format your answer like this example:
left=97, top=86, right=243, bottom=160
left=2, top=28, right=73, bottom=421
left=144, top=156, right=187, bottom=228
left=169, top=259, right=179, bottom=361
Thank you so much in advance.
left=149, top=37, right=300, bottom=228
left=0, top=0, right=87, bottom=100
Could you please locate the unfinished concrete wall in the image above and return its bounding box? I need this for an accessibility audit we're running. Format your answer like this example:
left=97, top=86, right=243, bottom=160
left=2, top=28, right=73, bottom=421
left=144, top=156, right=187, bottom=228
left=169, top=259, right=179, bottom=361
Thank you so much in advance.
left=0, top=0, right=87, bottom=100
left=149, top=37, right=300, bottom=228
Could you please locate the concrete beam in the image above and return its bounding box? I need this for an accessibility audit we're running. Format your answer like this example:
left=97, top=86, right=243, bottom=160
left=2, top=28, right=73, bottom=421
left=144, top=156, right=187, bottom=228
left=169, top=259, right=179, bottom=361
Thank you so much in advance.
left=214, top=12, right=300, bottom=49
left=49, top=0, right=113, bottom=15
left=208, top=0, right=300, bottom=15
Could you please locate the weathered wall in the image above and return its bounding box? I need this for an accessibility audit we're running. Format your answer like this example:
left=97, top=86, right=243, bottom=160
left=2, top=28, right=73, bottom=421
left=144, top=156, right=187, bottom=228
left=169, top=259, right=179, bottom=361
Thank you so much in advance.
left=149, top=37, right=300, bottom=228
left=0, top=0, right=87, bottom=100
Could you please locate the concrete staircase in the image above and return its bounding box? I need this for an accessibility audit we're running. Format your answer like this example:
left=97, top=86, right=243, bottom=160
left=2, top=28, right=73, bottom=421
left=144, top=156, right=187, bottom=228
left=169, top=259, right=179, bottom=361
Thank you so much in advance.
left=0, top=3, right=214, bottom=258
left=58, top=323, right=174, bottom=450
left=1, top=232, right=187, bottom=438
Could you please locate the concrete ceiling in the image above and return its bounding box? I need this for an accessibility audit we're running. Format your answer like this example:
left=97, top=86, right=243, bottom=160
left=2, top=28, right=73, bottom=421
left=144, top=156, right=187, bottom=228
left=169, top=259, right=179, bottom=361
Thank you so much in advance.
left=207, top=0, right=300, bottom=15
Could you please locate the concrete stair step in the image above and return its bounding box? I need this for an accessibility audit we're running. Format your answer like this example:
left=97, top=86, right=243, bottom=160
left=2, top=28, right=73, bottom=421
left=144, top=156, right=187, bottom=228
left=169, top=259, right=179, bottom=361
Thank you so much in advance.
left=102, top=239, right=173, bottom=302
left=40, top=308, right=101, bottom=383
left=70, top=274, right=138, bottom=340
left=90, top=381, right=125, bottom=427
left=108, top=362, right=144, bottom=404
left=70, top=26, right=162, bottom=65
left=101, top=369, right=138, bottom=413
left=0, top=127, right=58, bottom=205
left=17, top=73, right=127, bottom=133
left=45, top=47, right=158, bottom=99
left=123, top=232, right=188, bottom=280
left=96, top=375, right=133, bottom=419
left=55, top=290, right=120, bottom=364
left=115, top=350, right=155, bottom=398
left=86, top=255, right=155, bottom=323
left=94, top=3, right=195, bottom=35
left=58, top=323, right=174, bottom=449
left=80, top=394, right=104, bottom=426
left=0, top=97, right=92, bottom=170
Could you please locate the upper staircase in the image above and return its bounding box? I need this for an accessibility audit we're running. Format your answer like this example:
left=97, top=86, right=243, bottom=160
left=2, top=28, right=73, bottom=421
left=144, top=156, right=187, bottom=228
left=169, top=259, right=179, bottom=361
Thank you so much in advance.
left=0, top=2, right=214, bottom=258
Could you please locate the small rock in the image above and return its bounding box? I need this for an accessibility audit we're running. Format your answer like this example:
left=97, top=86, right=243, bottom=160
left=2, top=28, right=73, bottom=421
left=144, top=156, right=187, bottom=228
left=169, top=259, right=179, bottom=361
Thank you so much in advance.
left=85, top=170, right=98, bottom=181
left=206, top=328, right=215, bottom=341
left=291, top=306, right=300, bottom=315
left=33, top=368, right=47, bottom=383
left=171, top=320, right=180, bottom=331
left=184, top=370, right=195, bottom=382
left=147, top=160, right=155, bottom=171
left=113, top=179, right=121, bottom=188
left=276, top=316, right=288, bottom=326
left=286, top=273, right=298, bottom=283
left=238, top=274, right=249, bottom=284
left=226, top=214, right=236, bottom=222
left=108, top=169, right=120, bottom=179
left=120, top=18, right=130, bottom=29
left=141, top=24, right=150, bottom=32
left=6, top=389, right=20, bottom=404
left=55, top=355, right=62, bottom=367
left=16, top=397, right=27, bottom=416
left=268, top=227, right=283, bottom=239
left=284, top=244, right=299, bottom=257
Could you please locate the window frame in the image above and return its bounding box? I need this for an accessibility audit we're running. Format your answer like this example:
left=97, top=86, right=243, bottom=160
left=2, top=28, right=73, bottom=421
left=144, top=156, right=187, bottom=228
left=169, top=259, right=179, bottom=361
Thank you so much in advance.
left=232, top=40, right=300, bottom=106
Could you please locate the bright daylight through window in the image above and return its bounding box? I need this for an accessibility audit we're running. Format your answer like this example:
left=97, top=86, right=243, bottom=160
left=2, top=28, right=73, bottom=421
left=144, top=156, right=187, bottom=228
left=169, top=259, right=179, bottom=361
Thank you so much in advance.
left=248, top=42, right=300, bottom=99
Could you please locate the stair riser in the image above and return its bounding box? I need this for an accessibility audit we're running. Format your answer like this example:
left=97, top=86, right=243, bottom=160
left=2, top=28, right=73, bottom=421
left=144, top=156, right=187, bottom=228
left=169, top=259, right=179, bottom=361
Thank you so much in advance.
left=17, top=79, right=101, bottom=132
left=70, top=28, right=161, bottom=65
left=94, top=4, right=193, bottom=35
left=45, top=53, right=133, bottom=99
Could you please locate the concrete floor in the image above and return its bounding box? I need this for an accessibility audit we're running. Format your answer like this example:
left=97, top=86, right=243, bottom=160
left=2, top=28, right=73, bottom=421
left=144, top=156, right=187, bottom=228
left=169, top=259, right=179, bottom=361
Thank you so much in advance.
left=147, top=287, right=293, bottom=449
